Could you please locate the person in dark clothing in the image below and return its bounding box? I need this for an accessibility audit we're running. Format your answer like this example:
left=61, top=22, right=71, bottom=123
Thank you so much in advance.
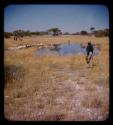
left=86, top=42, right=94, bottom=65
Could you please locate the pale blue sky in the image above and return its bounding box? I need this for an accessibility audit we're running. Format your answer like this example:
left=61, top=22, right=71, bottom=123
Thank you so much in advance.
left=4, top=5, right=109, bottom=33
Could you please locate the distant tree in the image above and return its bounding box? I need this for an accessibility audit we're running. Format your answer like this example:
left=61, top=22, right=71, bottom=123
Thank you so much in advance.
left=40, top=31, right=48, bottom=35
left=104, top=28, right=109, bottom=36
left=90, top=27, right=95, bottom=36
left=80, top=30, right=88, bottom=35
left=24, top=30, right=31, bottom=36
left=94, top=29, right=109, bottom=37
left=13, top=29, right=25, bottom=41
left=64, top=32, right=70, bottom=35
left=31, top=31, right=40, bottom=35
left=72, top=32, right=80, bottom=35
left=4, top=32, right=13, bottom=38
left=90, top=27, right=95, bottom=31
left=104, top=28, right=109, bottom=32
left=47, top=28, right=62, bottom=36
left=13, top=29, right=24, bottom=37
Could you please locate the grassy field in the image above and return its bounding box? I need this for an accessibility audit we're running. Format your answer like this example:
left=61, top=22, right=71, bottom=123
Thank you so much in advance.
left=4, top=35, right=109, bottom=121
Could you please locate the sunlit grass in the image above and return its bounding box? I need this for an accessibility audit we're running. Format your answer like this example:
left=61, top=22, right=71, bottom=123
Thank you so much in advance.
left=4, top=35, right=109, bottom=121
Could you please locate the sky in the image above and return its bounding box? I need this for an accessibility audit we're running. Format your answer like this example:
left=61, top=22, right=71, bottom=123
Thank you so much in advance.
left=4, top=5, right=109, bottom=33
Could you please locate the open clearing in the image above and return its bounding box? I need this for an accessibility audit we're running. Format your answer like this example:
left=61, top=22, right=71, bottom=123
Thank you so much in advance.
left=4, top=35, right=109, bottom=121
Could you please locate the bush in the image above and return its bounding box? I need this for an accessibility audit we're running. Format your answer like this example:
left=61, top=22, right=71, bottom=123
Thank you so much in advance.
left=72, top=32, right=80, bottom=35
left=80, top=31, right=88, bottom=35
left=4, top=32, right=12, bottom=38
left=94, top=29, right=109, bottom=37
left=64, top=32, right=70, bottom=35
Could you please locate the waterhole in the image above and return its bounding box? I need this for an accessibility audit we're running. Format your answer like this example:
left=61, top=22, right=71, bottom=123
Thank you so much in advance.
left=36, top=43, right=100, bottom=56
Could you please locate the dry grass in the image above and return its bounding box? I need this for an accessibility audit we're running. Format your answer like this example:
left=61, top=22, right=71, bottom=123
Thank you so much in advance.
left=4, top=35, right=109, bottom=121
left=82, top=93, right=102, bottom=108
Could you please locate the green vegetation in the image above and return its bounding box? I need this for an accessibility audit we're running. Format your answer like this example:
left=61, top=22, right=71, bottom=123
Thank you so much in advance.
left=80, top=30, right=88, bottom=35
left=4, top=32, right=13, bottom=38
left=47, top=28, right=62, bottom=36
left=94, top=29, right=109, bottom=37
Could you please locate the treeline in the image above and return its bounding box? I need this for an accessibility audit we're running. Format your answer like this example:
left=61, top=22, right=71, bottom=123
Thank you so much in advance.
left=4, top=30, right=48, bottom=38
left=4, top=28, right=109, bottom=38
left=4, top=32, right=13, bottom=38
left=93, top=29, right=109, bottom=37
left=65, top=28, right=109, bottom=37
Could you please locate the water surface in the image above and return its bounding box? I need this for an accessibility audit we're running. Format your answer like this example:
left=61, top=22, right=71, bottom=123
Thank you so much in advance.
left=36, top=43, right=100, bottom=56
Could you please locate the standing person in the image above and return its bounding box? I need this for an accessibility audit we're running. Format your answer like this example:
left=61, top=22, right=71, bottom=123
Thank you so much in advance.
left=86, top=41, right=94, bottom=67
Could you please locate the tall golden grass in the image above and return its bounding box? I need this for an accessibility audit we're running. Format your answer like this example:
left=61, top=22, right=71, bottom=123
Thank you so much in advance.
left=4, top=35, right=109, bottom=121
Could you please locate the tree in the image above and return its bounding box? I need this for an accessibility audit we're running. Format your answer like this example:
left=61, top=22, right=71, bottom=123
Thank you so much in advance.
left=4, top=32, right=13, bottom=38
left=80, top=30, right=88, bottom=35
left=72, top=32, right=80, bottom=35
left=90, top=27, right=95, bottom=36
left=94, top=29, right=109, bottom=37
left=40, top=31, right=48, bottom=35
left=47, top=28, right=62, bottom=36
left=104, top=28, right=109, bottom=36
left=31, top=31, right=40, bottom=35
left=13, top=29, right=25, bottom=41
left=13, top=29, right=24, bottom=37
left=64, top=32, right=70, bottom=35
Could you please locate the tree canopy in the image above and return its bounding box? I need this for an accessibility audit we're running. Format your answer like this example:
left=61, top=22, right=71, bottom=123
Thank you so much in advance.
left=47, top=28, right=62, bottom=36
